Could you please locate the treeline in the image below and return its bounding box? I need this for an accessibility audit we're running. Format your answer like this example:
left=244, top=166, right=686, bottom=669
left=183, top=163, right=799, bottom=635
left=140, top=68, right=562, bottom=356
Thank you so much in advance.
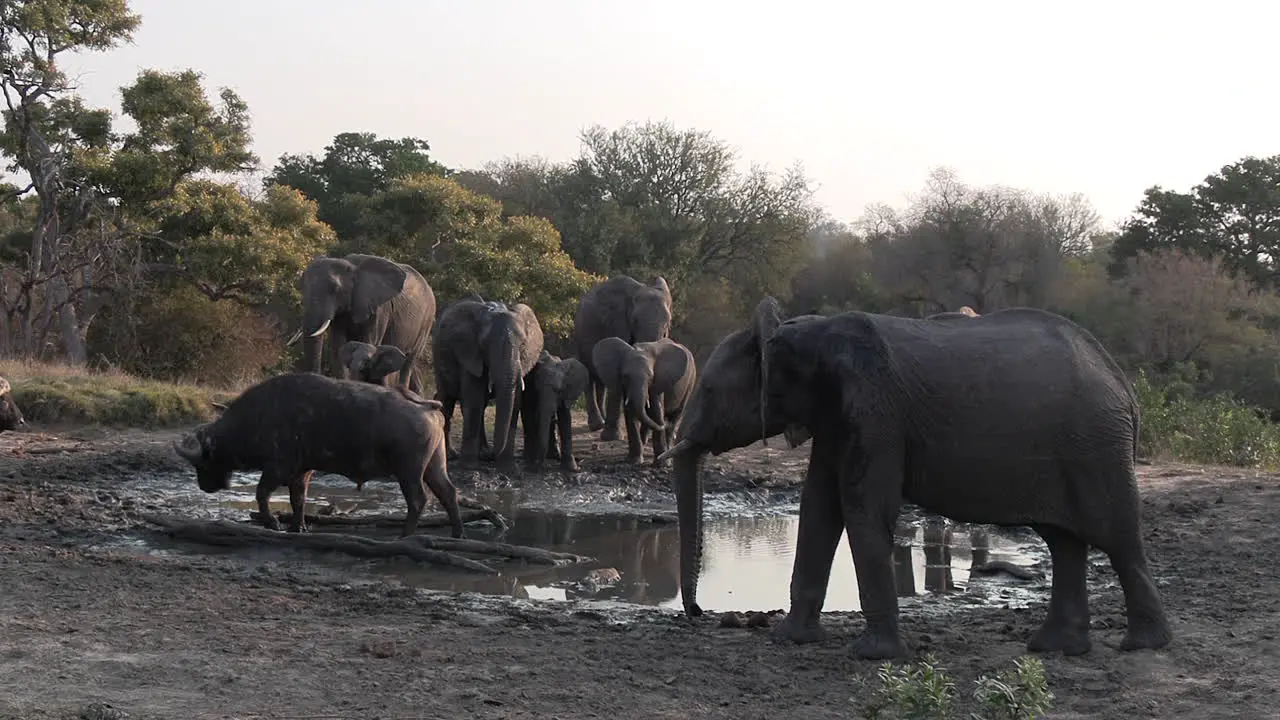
left=3, top=1, right=1280, bottom=466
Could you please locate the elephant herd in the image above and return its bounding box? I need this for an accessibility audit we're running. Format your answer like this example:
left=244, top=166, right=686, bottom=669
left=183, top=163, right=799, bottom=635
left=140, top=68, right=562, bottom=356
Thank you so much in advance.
left=0, top=245, right=1178, bottom=664
left=285, top=253, right=696, bottom=473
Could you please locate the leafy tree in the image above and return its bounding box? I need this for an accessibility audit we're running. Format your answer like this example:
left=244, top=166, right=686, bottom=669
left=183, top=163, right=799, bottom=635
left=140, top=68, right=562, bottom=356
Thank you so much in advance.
left=1110, top=155, right=1280, bottom=290
left=265, top=132, right=450, bottom=242
left=0, top=0, right=141, bottom=362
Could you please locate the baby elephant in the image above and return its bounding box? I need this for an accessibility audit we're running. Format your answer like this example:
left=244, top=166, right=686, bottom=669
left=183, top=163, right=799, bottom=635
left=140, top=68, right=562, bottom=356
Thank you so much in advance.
left=592, top=336, right=696, bottom=466
left=0, top=376, right=25, bottom=433
left=339, top=341, right=411, bottom=386
left=521, top=351, right=590, bottom=472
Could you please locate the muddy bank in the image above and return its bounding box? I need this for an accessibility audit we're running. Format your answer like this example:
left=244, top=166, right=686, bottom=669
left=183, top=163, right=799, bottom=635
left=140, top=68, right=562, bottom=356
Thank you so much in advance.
left=0, top=423, right=1278, bottom=718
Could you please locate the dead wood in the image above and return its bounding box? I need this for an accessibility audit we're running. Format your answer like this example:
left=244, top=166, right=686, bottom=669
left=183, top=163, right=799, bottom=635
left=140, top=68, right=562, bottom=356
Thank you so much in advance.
left=249, top=507, right=508, bottom=532
left=398, top=534, right=592, bottom=566
left=142, top=514, right=496, bottom=574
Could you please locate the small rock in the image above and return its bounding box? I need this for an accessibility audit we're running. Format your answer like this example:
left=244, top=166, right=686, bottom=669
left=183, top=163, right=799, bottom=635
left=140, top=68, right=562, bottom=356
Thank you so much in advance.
left=719, top=611, right=744, bottom=628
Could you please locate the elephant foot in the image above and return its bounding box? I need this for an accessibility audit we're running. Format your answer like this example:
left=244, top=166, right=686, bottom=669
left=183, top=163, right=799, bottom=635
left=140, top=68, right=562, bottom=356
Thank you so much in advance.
left=1119, top=614, right=1172, bottom=652
left=478, top=449, right=497, bottom=462
left=1027, top=620, right=1092, bottom=656
left=287, top=523, right=308, bottom=534
left=770, top=613, right=827, bottom=645
left=624, top=453, right=645, bottom=465
left=652, top=456, right=670, bottom=469
left=261, top=515, right=283, bottom=532
left=599, top=427, right=620, bottom=442
left=559, top=459, right=580, bottom=473
left=587, top=417, right=604, bottom=432
left=850, top=627, right=909, bottom=661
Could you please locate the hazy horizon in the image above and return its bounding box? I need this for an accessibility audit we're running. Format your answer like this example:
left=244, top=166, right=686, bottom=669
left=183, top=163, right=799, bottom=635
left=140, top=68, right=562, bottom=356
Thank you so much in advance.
left=31, top=0, right=1280, bottom=230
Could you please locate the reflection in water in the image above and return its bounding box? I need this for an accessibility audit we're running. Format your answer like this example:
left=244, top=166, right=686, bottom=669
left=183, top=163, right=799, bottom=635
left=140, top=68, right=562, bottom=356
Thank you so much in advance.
left=346, top=498, right=1041, bottom=612
left=157, top=473, right=1042, bottom=612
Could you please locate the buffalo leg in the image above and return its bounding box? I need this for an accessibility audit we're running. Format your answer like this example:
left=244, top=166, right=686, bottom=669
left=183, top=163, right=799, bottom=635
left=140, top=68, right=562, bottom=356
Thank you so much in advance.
left=286, top=470, right=312, bottom=533
left=420, top=448, right=464, bottom=539
left=255, top=472, right=284, bottom=532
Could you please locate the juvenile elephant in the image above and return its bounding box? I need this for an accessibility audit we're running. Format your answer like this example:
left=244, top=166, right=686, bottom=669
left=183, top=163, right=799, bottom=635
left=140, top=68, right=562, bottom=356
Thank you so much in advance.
left=572, top=275, right=673, bottom=439
left=658, top=297, right=1171, bottom=660
left=286, top=254, right=435, bottom=392
left=433, top=299, right=544, bottom=466
left=520, top=351, right=590, bottom=472
left=592, top=336, right=696, bottom=465
left=338, top=341, right=410, bottom=386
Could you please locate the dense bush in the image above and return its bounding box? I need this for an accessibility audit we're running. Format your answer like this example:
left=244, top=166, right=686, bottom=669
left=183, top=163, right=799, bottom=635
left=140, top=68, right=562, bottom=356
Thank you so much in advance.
left=87, top=285, right=286, bottom=388
left=1135, top=367, right=1280, bottom=469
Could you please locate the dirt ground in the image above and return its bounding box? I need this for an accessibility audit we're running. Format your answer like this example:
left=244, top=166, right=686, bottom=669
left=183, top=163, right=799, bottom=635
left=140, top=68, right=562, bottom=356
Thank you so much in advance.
left=0, top=418, right=1277, bottom=719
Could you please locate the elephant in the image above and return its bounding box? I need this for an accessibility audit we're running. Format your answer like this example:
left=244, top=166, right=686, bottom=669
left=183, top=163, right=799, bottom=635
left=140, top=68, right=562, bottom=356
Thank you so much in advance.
left=657, top=296, right=1172, bottom=660
left=572, top=275, right=673, bottom=439
left=591, top=336, right=696, bottom=466
left=338, top=341, right=410, bottom=386
left=520, top=350, right=590, bottom=472
left=0, top=376, right=24, bottom=433
left=432, top=298, right=544, bottom=466
left=286, top=254, right=436, bottom=392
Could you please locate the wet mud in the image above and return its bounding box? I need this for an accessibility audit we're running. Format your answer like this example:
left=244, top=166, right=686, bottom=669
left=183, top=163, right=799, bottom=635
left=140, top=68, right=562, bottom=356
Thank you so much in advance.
left=0, top=422, right=1277, bottom=718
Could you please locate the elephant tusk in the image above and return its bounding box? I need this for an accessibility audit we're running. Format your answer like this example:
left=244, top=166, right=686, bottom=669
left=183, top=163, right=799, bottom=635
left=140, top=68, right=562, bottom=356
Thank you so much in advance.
left=656, top=438, right=694, bottom=464
left=285, top=328, right=304, bottom=347
left=307, top=318, right=331, bottom=338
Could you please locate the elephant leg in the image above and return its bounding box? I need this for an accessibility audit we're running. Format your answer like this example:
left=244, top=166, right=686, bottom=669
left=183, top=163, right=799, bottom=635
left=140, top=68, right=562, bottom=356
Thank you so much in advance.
left=546, top=420, right=561, bottom=460
left=286, top=470, right=311, bottom=533
left=840, top=447, right=909, bottom=661
left=1083, top=467, right=1171, bottom=652
left=419, top=448, right=464, bottom=539
left=395, top=458, right=430, bottom=538
left=772, top=439, right=843, bottom=645
left=601, top=384, right=622, bottom=441
left=459, top=376, right=487, bottom=462
left=439, top=394, right=460, bottom=460
left=328, top=327, right=349, bottom=379
left=556, top=405, right=578, bottom=473
left=586, top=376, right=605, bottom=431
left=1028, top=525, right=1092, bottom=655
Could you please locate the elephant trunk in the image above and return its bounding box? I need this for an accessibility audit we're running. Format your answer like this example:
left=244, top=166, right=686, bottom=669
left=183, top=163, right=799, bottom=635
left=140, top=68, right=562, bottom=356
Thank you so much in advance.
left=490, top=336, right=520, bottom=458
left=627, top=375, right=665, bottom=432
left=296, top=300, right=337, bottom=373
left=673, top=446, right=706, bottom=617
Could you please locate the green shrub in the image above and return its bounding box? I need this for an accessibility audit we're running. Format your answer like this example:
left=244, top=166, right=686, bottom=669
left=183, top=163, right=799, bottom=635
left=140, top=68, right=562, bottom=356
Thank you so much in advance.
left=855, top=654, right=1054, bottom=720
left=1, top=360, right=231, bottom=428
left=1135, top=367, right=1280, bottom=468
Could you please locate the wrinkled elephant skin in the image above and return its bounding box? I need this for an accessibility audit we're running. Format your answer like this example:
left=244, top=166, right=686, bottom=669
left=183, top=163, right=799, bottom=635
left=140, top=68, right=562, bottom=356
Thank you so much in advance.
left=663, top=297, right=1172, bottom=661
left=571, top=275, right=673, bottom=439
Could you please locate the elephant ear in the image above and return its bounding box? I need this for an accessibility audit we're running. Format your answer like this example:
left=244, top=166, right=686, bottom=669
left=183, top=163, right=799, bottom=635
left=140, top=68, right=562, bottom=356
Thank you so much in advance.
left=370, top=346, right=409, bottom=383
left=347, top=255, right=408, bottom=324
left=561, top=358, right=590, bottom=403
left=751, top=296, right=783, bottom=447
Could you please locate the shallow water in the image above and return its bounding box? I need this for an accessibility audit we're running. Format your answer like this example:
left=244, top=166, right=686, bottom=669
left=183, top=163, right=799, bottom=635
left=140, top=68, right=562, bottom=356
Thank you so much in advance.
left=120, top=471, right=1047, bottom=612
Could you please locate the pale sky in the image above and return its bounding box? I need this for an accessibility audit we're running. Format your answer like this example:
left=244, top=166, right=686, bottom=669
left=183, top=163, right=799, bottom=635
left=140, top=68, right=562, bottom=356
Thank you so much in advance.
left=50, top=0, right=1280, bottom=229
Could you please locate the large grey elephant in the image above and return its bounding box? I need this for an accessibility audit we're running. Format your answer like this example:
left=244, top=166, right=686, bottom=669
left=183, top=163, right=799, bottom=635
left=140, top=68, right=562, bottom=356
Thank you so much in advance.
left=432, top=298, right=544, bottom=466
left=286, top=254, right=436, bottom=392
left=592, top=336, right=696, bottom=466
left=338, top=341, right=409, bottom=386
left=520, top=350, right=590, bottom=472
left=572, top=275, right=673, bottom=439
left=658, top=297, right=1172, bottom=660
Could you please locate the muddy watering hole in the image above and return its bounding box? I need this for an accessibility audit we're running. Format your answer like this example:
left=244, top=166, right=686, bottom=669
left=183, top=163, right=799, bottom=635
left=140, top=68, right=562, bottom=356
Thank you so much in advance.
left=116, top=471, right=1050, bottom=613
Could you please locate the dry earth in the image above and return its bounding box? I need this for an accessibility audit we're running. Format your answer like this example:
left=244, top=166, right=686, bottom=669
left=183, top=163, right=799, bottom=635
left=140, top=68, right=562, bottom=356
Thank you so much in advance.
left=0, top=418, right=1276, bottom=719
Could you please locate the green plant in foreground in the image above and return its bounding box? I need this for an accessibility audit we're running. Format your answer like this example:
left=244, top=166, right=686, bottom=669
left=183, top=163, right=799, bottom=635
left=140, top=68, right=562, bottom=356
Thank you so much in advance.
left=855, top=654, right=1053, bottom=720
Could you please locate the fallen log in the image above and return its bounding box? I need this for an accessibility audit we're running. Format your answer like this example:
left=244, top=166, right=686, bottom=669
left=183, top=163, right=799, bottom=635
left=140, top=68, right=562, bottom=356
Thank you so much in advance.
left=249, top=507, right=508, bottom=532
left=142, top=514, right=497, bottom=574
left=399, top=534, right=592, bottom=566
